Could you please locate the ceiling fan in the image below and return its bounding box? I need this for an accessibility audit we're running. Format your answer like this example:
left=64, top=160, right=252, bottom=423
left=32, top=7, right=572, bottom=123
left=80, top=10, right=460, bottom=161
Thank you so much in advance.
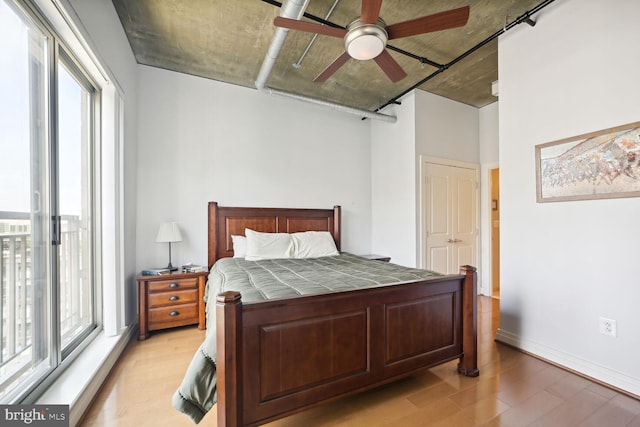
left=274, top=1, right=470, bottom=83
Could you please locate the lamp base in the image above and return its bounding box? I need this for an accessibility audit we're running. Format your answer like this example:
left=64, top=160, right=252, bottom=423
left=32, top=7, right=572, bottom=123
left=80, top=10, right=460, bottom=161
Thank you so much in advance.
left=166, top=242, right=179, bottom=272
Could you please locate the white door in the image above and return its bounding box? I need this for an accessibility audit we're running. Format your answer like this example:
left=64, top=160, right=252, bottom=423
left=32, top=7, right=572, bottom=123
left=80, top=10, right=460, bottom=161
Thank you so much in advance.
left=424, top=162, right=478, bottom=274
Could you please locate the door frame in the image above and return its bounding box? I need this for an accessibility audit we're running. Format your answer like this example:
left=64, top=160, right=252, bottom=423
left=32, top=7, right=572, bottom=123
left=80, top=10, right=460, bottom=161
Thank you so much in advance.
left=480, top=162, right=499, bottom=296
left=419, top=156, right=480, bottom=284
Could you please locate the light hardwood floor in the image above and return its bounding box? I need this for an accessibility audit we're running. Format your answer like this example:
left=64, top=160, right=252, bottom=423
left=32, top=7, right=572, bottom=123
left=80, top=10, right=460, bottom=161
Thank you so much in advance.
left=80, top=297, right=640, bottom=426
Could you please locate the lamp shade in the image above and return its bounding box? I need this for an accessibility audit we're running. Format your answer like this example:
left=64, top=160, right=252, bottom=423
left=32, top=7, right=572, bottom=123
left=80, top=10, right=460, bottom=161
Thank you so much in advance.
left=155, top=222, right=183, bottom=243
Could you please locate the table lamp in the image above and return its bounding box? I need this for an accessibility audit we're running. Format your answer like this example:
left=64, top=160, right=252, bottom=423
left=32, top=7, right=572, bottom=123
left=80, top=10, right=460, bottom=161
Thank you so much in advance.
left=155, top=222, right=182, bottom=271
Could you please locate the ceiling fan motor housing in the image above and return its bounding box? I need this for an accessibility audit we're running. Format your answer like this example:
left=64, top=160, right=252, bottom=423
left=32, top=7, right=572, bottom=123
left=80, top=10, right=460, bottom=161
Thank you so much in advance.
left=345, top=18, right=388, bottom=61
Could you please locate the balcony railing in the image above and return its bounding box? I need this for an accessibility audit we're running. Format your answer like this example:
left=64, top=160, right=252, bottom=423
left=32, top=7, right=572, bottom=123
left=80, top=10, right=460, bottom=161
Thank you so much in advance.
left=0, top=211, right=89, bottom=395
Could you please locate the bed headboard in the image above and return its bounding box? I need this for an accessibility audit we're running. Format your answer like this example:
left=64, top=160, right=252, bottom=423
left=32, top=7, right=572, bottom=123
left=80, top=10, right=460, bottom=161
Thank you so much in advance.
left=207, top=202, right=341, bottom=268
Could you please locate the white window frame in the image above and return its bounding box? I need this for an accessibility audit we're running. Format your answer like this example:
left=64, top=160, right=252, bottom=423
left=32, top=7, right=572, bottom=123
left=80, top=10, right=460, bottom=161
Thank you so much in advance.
left=3, top=0, right=127, bottom=413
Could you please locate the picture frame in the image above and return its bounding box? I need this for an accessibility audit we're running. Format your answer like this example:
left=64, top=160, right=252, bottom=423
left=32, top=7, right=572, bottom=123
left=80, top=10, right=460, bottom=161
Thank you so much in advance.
left=535, top=121, right=640, bottom=202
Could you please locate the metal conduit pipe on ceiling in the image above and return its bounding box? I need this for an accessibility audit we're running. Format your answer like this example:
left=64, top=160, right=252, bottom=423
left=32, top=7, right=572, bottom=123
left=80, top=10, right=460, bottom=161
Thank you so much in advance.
left=293, top=0, right=341, bottom=69
left=373, top=0, right=557, bottom=113
left=254, top=0, right=398, bottom=123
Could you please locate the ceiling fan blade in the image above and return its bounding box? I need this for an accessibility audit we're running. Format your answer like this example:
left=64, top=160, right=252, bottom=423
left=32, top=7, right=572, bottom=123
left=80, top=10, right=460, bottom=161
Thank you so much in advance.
left=314, top=52, right=351, bottom=82
left=373, top=50, right=407, bottom=83
left=361, top=0, right=383, bottom=24
left=274, top=16, right=347, bottom=38
left=386, top=5, right=470, bottom=40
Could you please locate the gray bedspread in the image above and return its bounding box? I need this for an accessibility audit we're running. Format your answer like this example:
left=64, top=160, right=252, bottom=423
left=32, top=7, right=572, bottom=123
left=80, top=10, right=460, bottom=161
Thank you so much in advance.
left=172, top=253, right=442, bottom=423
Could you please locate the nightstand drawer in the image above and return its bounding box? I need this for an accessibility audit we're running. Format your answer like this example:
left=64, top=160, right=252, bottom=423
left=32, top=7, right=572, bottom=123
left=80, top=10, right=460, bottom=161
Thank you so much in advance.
left=149, top=303, right=198, bottom=330
left=148, top=289, right=198, bottom=308
left=148, top=277, right=198, bottom=292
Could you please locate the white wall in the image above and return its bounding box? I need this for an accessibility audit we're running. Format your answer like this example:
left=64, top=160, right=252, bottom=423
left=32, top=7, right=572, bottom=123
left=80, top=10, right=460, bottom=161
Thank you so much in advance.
left=414, top=91, right=480, bottom=271
left=479, top=102, right=499, bottom=294
left=414, top=90, right=480, bottom=165
left=371, top=94, right=417, bottom=267
left=136, top=66, right=373, bottom=270
left=371, top=91, right=480, bottom=268
left=479, top=102, right=499, bottom=165
left=498, top=0, right=640, bottom=395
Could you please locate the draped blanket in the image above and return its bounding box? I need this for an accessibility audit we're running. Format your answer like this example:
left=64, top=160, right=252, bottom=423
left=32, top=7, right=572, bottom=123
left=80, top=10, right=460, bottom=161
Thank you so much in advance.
left=172, top=253, right=442, bottom=423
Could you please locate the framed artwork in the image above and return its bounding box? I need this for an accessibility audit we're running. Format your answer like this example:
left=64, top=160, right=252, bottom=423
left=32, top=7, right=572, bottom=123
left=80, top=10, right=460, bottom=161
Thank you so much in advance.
left=535, top=121, right=640, bottom=202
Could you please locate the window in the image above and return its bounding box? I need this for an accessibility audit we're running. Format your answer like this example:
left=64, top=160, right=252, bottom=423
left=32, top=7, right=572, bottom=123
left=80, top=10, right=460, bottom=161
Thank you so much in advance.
left=57, top=54, right=96, bottom=355
left=0, top=0, right=100, bottom=402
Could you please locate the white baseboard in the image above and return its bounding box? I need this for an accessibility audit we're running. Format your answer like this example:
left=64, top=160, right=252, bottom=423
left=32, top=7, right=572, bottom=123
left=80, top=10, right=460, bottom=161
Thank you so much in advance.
left=495, top=329, right=640, bottom=398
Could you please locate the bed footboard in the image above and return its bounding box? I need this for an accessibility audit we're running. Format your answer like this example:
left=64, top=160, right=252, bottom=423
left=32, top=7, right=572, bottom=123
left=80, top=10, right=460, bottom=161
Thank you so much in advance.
left=216, top=265, right=478, bottom=427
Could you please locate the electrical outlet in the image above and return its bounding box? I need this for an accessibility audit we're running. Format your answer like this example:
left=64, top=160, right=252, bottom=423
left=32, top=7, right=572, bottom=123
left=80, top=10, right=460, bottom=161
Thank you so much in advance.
left=599, top=317, right=617, bottom=337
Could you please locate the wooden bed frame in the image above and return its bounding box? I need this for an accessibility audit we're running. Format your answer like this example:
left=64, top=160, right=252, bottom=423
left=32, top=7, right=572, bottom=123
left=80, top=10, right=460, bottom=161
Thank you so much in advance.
left=208, top=202, right=478, bottom=427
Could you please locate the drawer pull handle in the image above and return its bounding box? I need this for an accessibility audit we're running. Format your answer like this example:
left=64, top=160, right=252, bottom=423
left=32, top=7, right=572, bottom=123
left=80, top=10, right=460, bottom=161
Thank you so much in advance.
left=169, top=283, right=179, bottom=288
left=169, top=296, right=179, bottom=301
left=169, top=311, right=180, bottom=317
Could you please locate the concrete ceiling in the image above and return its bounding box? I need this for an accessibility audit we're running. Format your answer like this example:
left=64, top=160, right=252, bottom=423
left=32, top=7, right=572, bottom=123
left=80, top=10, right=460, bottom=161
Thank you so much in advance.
left=111, top=0, right=549, bottom=112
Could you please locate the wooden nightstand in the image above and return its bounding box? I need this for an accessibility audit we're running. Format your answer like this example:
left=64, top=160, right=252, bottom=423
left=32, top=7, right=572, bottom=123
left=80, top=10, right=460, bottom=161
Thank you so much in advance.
left=136, top=270, right=208, bottom=340
left=359, top=254, right=391, bottom=262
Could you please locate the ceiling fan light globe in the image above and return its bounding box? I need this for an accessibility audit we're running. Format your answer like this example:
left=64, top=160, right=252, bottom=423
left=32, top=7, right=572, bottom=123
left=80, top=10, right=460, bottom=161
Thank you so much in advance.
left=344, top=20, right=388, bottom=61
left=347, top=35, right=385, bottom=60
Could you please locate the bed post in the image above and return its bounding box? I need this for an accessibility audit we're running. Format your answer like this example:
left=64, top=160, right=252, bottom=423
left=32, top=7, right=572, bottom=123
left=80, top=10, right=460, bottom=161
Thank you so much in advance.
left=457, top=265, right=479, bottom=377
left=217, top=291, right=242, bottom=427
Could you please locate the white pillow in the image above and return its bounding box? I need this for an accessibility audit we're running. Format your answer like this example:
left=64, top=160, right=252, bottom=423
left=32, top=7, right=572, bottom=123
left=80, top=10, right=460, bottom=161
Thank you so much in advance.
left=231, top=235, right=246, bottom=258
left=292, top=231, right=339, bottom=259
left=244, top=228, right=294, bottom=261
